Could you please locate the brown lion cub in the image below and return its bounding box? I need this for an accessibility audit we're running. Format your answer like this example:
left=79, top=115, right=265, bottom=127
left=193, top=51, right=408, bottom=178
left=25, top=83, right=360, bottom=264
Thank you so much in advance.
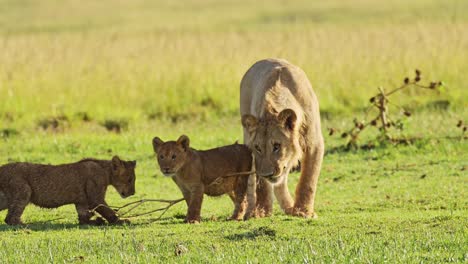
left=0, top=156, right=136, bottom=225
left=152, top=135, right=253, bottom=223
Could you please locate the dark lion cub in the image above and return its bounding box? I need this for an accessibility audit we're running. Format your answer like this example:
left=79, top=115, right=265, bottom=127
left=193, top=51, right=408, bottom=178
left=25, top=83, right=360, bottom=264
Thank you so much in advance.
left=152, top=135, right=254, bottom=224
left=0, top=156, right=136, bottom=225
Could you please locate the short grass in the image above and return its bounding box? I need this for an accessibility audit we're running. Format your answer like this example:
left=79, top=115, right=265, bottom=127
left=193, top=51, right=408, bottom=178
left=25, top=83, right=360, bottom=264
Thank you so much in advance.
left=0, top=110, right=466, bottom=263
left=0, top=0, right=467, bottom=263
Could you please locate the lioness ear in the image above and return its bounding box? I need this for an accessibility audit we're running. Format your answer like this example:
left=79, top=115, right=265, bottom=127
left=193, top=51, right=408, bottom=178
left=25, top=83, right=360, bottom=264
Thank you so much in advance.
left=131, top=160, right=137, bottom=167
left=177, top=135, right=190, bottom=152
left=277, top=109, right=297, bottom=131
left=241, top=114, right=258, bottom=133
left=152, top=137, right=164, bottom=153
left=111, top=155, right=123, bottom=173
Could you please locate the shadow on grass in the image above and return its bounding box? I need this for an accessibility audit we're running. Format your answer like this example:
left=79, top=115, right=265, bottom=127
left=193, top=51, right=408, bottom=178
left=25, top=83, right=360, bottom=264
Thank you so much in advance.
left=0, top=221, right=153, bottom=232
left=225, top=226, right=276, bottom=241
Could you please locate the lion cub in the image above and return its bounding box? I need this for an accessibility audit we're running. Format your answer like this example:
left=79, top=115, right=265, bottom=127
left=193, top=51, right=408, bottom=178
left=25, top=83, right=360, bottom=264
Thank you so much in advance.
left=152, top=135, right=254, bottom=223
left=0, top=156, right=136, bottom=225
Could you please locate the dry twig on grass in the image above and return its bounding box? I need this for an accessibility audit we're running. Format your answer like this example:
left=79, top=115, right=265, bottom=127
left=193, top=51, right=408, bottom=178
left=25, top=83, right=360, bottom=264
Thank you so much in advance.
left=90, top=198, right=185, bottom=223
left=88, top=170, right=256, bottom=223
left=329, top=69, right=444, bottom=149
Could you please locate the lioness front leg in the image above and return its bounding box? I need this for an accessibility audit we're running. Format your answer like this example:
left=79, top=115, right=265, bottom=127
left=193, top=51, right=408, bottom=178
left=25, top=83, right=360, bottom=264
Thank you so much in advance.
left=255, top=178, right=273, bottom=217
left=273, top=173, right=294, bottom=215
left=185, top=186, right=204, bottom=224
left=244, top=173, right=257, bottom=220
left=293, top=144, right=324, bottom=218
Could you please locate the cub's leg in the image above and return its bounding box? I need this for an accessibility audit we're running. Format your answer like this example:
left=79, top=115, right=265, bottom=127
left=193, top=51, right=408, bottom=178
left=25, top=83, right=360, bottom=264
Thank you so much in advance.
left=89, top=201, right=128, bottom=225
left=0, top=191, right=8, bottom=211
left=185, top=186, right=204, bottom=224
left=86, top=181, right=129, bottom=225
left=229, top=176, right=248, bottom=220
left=5, top=182, right=31, bottom=225
left=255, top=177, right=273, bottom=217
left=228, top=191, right=247, bottom=221
left=75, top=204, right=105, bottom=225
left=172, top=177, right=191, bottom=207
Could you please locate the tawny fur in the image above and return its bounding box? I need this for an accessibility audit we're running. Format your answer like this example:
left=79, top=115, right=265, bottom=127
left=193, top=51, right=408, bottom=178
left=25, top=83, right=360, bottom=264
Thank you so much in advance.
left=240, top=58, right=325, bottom=218
left=152, top=135, right=253, bottom=223
left=0, top=156, right=136, bottom=225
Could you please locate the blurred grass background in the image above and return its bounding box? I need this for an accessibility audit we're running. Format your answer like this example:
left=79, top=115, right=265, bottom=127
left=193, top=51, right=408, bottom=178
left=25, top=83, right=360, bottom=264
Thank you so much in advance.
left=1, top=0, right=467, bottom=129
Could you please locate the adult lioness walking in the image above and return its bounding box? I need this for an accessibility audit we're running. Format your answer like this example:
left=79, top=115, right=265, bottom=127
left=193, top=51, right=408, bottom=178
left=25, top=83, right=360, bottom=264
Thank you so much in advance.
left=240, top=58, right=324, bottom=218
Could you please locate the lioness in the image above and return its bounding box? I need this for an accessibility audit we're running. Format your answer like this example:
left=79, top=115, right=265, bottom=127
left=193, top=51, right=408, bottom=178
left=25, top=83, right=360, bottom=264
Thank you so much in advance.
left=0, top=156, right=136, bottom=225
left=241, top=58, right=324, bottom=218
left=152, top=135, right=254, bottom=223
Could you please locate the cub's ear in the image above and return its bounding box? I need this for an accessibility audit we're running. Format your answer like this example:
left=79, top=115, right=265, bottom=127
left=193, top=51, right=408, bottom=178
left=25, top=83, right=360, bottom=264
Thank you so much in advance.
left=277, top=109, right=297, bottom=131
left=111, top=155, right=123, bottom=172
left=152, top=137, right=164, bottom=153
left=241, top=114, right=258, bottom=133
left=176, top=135, right=190, bottom=152
left=131, top=160, right=137, bottom=167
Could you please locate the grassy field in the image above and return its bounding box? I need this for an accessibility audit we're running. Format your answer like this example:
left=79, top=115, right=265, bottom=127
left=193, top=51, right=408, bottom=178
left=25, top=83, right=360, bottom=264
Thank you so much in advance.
left=0, top=0, right=467, bottom=263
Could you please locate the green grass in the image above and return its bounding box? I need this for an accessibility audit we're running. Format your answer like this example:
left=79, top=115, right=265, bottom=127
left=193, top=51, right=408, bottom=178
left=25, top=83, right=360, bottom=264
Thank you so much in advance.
left=0, top=0, right=467, bottom=263
left=0, top=111, right=466, bottom=263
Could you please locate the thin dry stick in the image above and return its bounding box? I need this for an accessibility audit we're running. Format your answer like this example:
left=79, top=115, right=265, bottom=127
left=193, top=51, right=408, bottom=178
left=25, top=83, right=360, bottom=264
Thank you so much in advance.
left=89, top=198, right=185, bottom=221
left=122, top=198, right=185, bottom=220
left=377, top=87, right=389, bottom=135
left=88, top=170, right=256, bottom=222
left=225, top=171, right=256, bottom=177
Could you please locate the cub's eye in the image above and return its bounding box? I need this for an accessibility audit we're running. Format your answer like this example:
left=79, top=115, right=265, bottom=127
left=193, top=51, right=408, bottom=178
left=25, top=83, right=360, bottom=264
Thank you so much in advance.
left=273, top=143, right=281, bottom=153
left=172, top=155, right=177, bottom=160
left=159, top=155, right=164, bottom=160
left=128, top=178, right=132, bottom=183
left=254, top=145, right=261, bottom=153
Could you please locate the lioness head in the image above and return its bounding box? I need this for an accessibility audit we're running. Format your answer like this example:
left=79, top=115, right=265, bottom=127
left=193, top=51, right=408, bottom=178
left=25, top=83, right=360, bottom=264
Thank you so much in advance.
left=111, top=156, right=137, bottom=198
left=152, top=135, right=190, bottom=177
left=242, top=109, right=302, bottom=184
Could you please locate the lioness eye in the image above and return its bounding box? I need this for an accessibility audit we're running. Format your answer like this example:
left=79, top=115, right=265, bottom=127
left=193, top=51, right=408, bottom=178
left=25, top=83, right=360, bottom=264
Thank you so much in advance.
left=159, top=155, right=164, bottom=160
left=273, top=143, right=281, bottom=153
left=172, top=154, right=176, bottom=160
left=254, top=145, right=261, bottom=153
left=128, top=178, right=132, bottom=183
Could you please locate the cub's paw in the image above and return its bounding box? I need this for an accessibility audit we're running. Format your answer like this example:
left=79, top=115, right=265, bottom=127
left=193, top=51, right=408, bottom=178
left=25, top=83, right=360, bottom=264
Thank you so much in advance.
left=5, top=221, right=25, bottom=226
left=184, top=219, right=200, bottom=224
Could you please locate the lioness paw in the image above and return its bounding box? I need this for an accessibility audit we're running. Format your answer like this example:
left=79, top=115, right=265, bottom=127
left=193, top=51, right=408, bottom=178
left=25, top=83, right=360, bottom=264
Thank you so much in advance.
left=290, top=207, right=317, bottom=219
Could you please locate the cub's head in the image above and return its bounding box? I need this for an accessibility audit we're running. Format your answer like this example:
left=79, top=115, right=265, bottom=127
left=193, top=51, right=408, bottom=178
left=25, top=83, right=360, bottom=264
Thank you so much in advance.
left=152, top=135, right=190, bottom=177
left=110, top=156, right=136, bottom=198
left=242, top=109, right=302, bottom=184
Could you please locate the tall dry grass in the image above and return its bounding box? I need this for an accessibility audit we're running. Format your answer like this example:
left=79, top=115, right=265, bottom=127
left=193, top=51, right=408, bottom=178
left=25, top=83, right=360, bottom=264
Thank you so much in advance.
left=0, top=0, right=467, bottom=127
